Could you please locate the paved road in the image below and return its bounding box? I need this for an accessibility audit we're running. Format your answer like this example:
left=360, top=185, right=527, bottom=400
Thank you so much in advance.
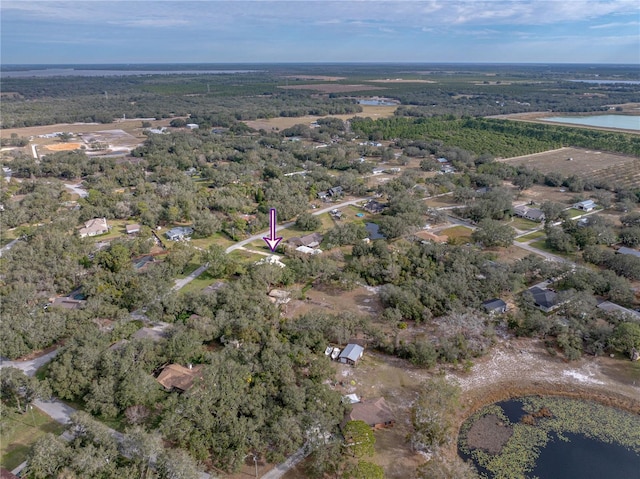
left=173, top=262, right=210, bottom=290
left=0, top=349, right=59, bottom=376
left=260, top=446, right=307, bottom=479
left=0, top=237, right=21, bottom=258
left=225, top=197, right=372, bottom=254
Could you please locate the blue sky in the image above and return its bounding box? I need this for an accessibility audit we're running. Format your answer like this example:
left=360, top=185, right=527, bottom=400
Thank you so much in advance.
left=2, top=1, right=639, bottom=64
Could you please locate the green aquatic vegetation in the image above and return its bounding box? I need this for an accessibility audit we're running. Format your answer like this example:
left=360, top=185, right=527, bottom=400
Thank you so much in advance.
left=460, top=396, right=640, bottom=479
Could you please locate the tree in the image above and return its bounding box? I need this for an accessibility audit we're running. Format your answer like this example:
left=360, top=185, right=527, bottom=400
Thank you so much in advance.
left=410, top=378, right=459, bottom=452
left=471, top=219, right=516, bottom=247
left=415, top=454, right=478, bottom=479
left=342, top=420, right=375, bottom=458
left=610, top=322, right=640, bottom=358
left=26, top=433, right=70, bottom=479
left=157, top=447, right=201, bottom=479
left=0, top=367, right=51, bottom=414
left=343, top=460, right=385, bottom=479
left=620, top=226, right=640, bottom=247
left=295, top=212, right=321, bottom=231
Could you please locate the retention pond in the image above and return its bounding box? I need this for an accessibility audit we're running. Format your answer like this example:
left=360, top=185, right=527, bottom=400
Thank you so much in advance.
left=459, top=396, right=640, bottom=479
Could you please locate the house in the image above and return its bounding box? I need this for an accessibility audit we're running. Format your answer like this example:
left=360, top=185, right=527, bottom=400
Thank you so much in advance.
left=268, top=289, right=291, bottom=305
left=482, top=298, right=508, bottom=314
left=295, top=245, right=322, bottom=255
left=317, top=191, right=329, bottom=200
left=526, top=286, right=559, bottom=313
left=132, top=322, right=170, bottom=342
left=347, top=397, right=395, bottom=429
left=156, top=364, right=203, bottom=393
left=256, top=255, right=286, bottom=268
left=79, top=217, right=109, bottom=238
left=1, top=468, right=20, bottom=479
left=436, top=157, right=448, bottom=163
left=338, top=343, right=364, bottom=365
left=573, top=200, right=596, bottom=212
left=596, top=301, right=640, bottom=320
left=363, top=200, right=385, bottom=214
left=288, top=232, right=323, bottom=248
left=328, top=186, right=343, bottom=197
left=513, top=205, right=546, bottom=222
left=440, top=165, right=456, bottom=174
left=126, top=224, right=141, bottom=234
left=49, top=296, right=85, bottom=310
left=165, top=226, right=194, bottom=241
left=616, top=246, right=640, bottom=258
left=186, top=123, right=199, bottom=130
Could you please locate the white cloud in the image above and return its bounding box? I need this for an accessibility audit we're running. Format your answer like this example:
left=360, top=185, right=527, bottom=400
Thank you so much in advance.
left=590, top=20, right=640, bottom=29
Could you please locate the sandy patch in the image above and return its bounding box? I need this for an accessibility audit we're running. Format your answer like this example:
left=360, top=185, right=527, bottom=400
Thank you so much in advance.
left=44, top=142, right=83, bottom=151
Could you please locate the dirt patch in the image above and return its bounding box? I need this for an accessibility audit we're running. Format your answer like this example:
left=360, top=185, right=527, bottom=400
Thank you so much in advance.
left=466, top=414, right=513, bottom=455
left=278, top=84, right=385, bottom=93
left=366, top=79, right=436, bottom=84
left=502, top=147, right=640, bottom=190
left=44, top=142, right=83, bottom=151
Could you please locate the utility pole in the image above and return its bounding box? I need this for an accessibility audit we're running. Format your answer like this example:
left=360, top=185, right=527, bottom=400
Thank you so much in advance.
left=253, top=454, right=258, bottom=478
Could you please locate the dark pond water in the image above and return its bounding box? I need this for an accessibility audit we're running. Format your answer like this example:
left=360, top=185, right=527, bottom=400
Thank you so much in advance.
left=461, top=399, right=640, bottom=479
left=365, top=222, right=385, bottom=239
left=532, top=432, right=640, bottom=479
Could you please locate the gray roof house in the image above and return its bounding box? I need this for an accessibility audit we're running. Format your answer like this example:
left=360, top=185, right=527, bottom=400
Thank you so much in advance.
left=573, top=200, right=596, bottom=211
left=165, top=226, right=194, bottom=241
left=338, top=343, right=364, bottom=365
left=616, top=247, right=640, bottom=258
left=328, top=186, right=343, bottom=197
left=526, top=286, right=559, bottom=313
left=513, top=205, right=545, bottom=222
left=482, top=298, right=508, bottom=314
left=597, top=301, right=640, bottom=320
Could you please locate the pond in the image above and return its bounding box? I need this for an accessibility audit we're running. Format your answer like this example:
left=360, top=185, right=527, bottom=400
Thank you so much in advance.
left=459, top=397, right=640, bottom=479
left=365, top=222, right=385, bottom=240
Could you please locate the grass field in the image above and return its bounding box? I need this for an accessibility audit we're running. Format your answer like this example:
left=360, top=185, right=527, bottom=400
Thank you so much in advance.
left=516, top=230, right=546, bottom=242
left=0, top=407, right=65, bottom=471
left=508, top=217, right=541, bottom=231
left=440, top=225, right=473, bottom=240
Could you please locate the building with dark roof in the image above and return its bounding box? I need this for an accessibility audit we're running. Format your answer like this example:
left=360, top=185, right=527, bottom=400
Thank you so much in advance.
left=526, top=286, right=559, bottom=313
left=347, top=397, right=395, bottom=429
left=482, top=298, right=507, bottom=314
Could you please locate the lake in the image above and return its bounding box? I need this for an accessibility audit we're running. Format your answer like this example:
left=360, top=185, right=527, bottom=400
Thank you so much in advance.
left=542, top=115, right=640, bottom=131
left=0, top=68, right=258, bottom=78
left=460, top=397, right=640, bottom=479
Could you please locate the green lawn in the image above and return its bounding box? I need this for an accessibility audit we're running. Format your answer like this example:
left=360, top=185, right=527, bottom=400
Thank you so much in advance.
left=0, top=407, right=66, bottom=471
left=178, top=271, right=220, bottom=294
left=529, top=239, right=577, bottom=260
left=516, top=230, right=546, bottom=242
left=509, top=217, right=541, bottom=231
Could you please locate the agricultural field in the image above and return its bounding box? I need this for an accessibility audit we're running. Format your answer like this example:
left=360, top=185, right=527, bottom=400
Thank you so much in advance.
left=503, top=147, right=640, bottom=189
left=243, top=104, right=397, bottom=131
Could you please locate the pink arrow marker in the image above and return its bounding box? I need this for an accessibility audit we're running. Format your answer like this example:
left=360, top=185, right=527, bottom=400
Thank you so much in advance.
left=263, top=208, right=283, bottom=252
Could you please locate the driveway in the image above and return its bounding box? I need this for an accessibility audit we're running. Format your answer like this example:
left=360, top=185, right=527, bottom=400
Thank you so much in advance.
left=0, top=349, right=59, bottom=376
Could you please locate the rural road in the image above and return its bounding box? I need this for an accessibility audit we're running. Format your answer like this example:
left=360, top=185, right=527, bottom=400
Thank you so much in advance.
left=0, top=237, right=21, bottom=257
left=225, top=197, right=372, bottom=254
left=0, top=349, right=59, bottom=376
left=260, top=446, right=307, bottom=479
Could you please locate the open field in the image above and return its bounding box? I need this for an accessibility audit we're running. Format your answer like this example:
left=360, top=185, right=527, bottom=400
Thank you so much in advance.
left=44, top=142, right=84, bottom=151
left=243, top=105, right=397, bottom=131
left=1, top=118, right=173, bottom=139
left=1, top=407, right=66, bottom=471
left=366, top=78, right=436, bottom=84
left=503, top=147, right=640, bottom=189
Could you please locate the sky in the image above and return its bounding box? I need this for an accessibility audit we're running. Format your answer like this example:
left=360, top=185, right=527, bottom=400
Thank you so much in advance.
left=1, top=0, right=639, bottom=64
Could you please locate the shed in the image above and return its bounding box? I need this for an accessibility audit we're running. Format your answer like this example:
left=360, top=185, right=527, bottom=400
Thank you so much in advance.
left=338, top=343, right=364, bottom=365
left=482, top=298, right=508, bottom=314
left=348, top=397, right=395, bottom=429
left=573, top=200, right=596, bottom=212
left=126, top=224, right=141, bottom=234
